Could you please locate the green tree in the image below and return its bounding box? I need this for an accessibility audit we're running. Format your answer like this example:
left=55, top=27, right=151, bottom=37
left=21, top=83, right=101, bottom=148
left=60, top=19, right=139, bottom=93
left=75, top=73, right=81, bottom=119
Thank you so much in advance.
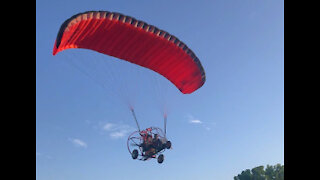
left=252, top=166, right=265, bottom=180
left=234, top=169, right=252, bottom=180
left=265, top=165, right=276, bottom=180
left=234, top=164, right=284, bottom=180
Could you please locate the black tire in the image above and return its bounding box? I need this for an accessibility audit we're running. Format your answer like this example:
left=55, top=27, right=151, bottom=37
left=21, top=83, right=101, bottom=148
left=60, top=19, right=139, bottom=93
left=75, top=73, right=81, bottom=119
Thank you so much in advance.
left=132, top=149, right=138, bottom=159
left=157, top=154, right=164, bottom=164
left=165, top=141, right=172, bottom=149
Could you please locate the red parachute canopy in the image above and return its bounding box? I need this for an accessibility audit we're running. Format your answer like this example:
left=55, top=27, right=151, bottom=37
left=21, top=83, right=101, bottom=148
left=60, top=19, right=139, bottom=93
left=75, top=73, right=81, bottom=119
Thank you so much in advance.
left=53, top=11, right=205, bottom=94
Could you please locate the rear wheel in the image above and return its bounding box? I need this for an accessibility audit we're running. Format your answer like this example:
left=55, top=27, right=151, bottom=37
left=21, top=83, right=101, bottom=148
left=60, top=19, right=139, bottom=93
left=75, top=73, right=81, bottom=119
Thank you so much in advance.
left=157, top=154, right=164, bottom=164
left=132, top=149, right=138, bottom=159
left=165, top=141, right=172, bottom=149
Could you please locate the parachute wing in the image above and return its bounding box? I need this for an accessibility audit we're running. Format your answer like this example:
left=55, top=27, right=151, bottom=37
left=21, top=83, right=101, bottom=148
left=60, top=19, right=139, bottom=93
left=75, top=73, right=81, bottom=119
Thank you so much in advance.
left=53, top=11, right=205, bottom=94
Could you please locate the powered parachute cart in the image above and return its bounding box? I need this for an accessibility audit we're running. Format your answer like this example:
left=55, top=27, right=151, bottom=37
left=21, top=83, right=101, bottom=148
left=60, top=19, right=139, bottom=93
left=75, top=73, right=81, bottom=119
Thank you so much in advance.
left=127, top=109, right=171, bottom=164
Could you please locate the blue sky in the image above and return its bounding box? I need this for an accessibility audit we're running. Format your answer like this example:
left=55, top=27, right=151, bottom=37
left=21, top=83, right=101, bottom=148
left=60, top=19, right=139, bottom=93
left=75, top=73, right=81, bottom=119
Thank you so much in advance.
left=36, top=0, right=284, bottom=180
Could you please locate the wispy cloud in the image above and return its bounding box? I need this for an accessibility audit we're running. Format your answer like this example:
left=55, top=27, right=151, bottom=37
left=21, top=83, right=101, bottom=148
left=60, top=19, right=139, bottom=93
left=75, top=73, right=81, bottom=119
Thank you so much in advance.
left=187, top=114, right=215, bottom=131
left=85, top=119, right=92, bottom=125
left=69, top=138, right=87, bottom=148
left=110, top=130, right=127, bottom=139
left=187, top=114, right=202, bottom=124
left=189, top=119, right=202, bottom=124
left=101, top=122, right=134, bottom=139
left=103, top=123, right=114, bottom=131
left=36, top=152, right=53, bottom=159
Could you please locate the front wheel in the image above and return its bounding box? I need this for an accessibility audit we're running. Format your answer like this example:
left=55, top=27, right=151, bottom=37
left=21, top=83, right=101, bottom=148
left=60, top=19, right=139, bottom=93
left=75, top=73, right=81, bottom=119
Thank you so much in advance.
left=157, top=154, right=164, bottom=164
left=132, top=149, right=138, bottom=159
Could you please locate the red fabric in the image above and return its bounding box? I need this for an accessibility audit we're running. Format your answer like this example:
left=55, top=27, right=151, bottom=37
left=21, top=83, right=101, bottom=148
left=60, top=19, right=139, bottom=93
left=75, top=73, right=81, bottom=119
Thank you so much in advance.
left=53, top=11, right=205, bottom=94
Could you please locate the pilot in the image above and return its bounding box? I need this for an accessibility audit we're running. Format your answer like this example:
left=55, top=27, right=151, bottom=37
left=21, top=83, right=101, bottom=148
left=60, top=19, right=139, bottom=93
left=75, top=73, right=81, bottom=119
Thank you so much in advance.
left=152, top=134, right=163, bottom=152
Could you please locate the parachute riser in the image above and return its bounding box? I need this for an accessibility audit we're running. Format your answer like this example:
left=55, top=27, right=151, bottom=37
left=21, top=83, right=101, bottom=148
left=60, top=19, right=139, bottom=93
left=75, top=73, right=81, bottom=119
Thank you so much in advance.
left=164, top=116, right=167, bottom=138
left=131, top=109, right=141, bottom=132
